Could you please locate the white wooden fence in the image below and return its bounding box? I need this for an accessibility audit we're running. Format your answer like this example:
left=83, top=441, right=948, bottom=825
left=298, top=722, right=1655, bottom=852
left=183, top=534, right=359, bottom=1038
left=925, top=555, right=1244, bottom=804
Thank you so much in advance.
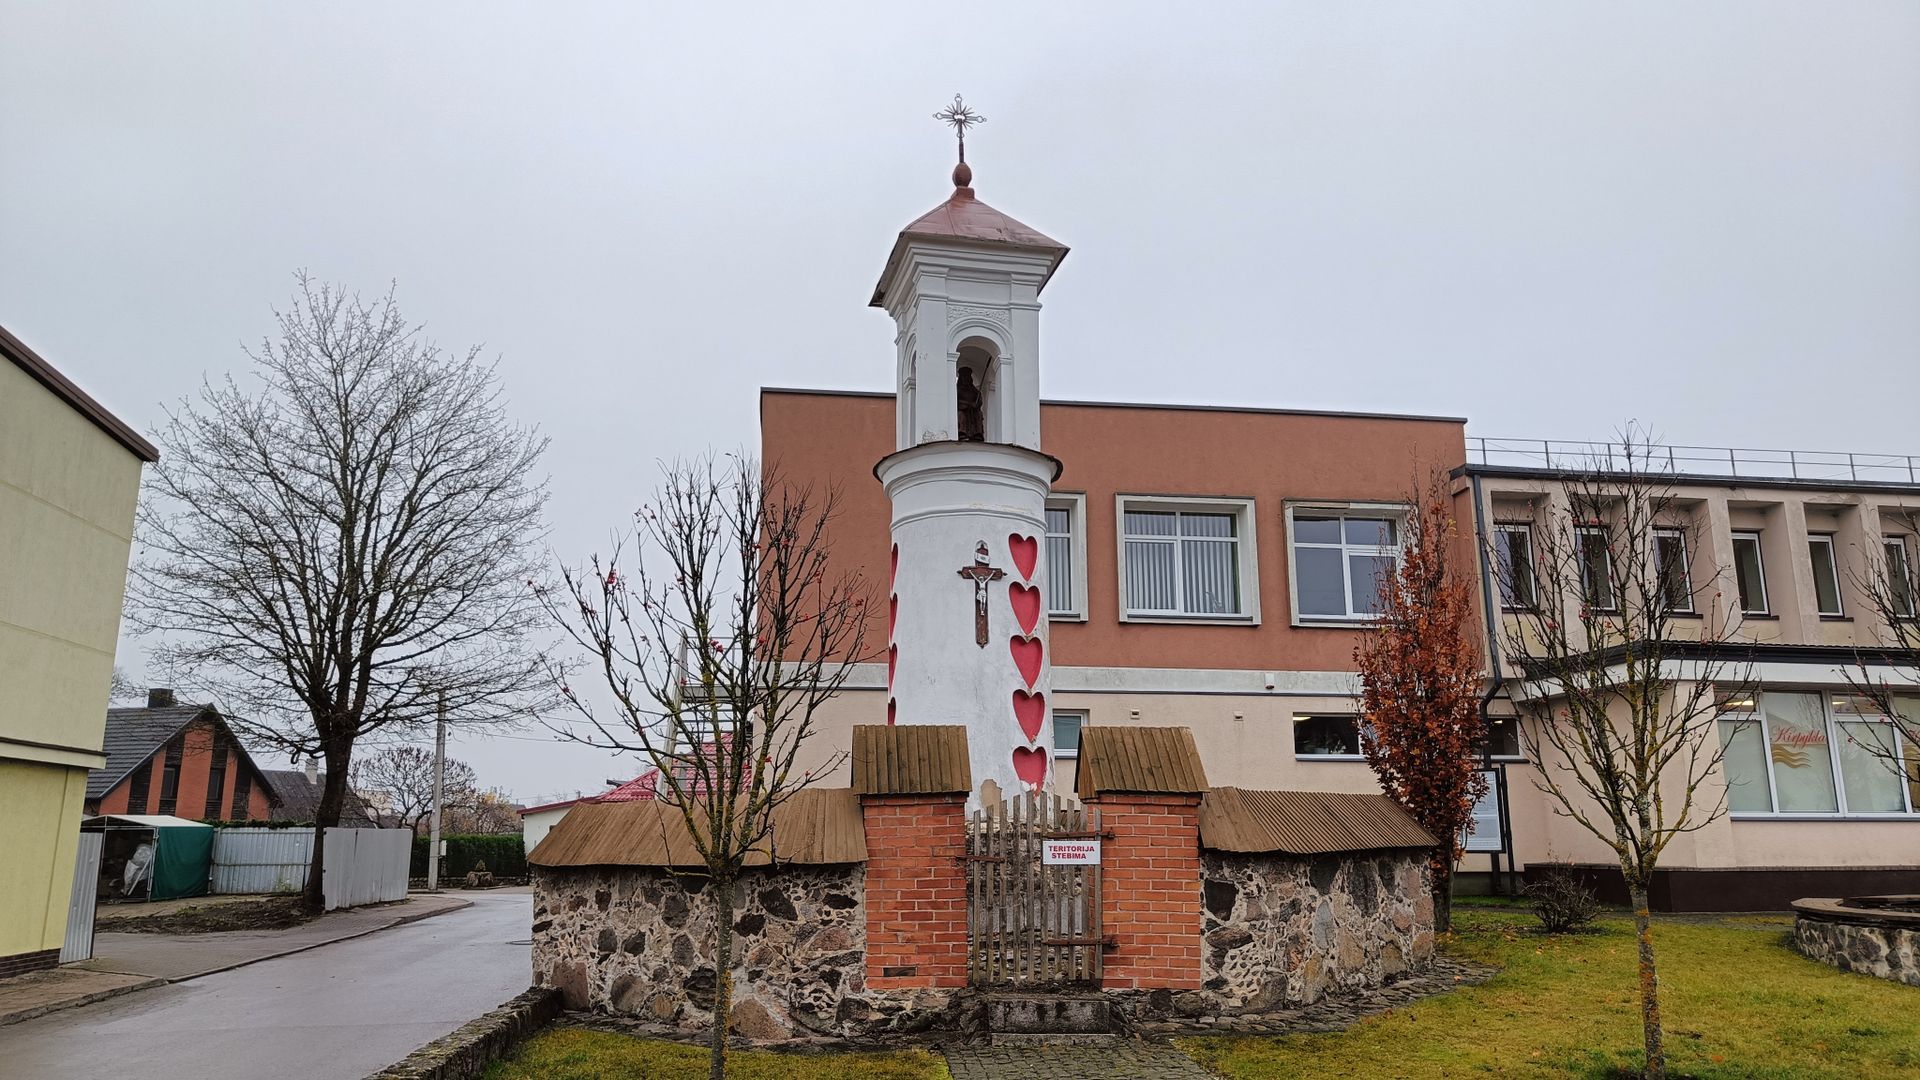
left=211, top=827, right=411, bottom=910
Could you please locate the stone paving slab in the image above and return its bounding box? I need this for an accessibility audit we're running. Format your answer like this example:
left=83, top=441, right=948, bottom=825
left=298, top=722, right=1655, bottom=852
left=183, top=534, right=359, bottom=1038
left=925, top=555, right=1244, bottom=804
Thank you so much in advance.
left=0, top=967, right=161, bottom=1027
left=943, top=1043, right=1212, bottom=1079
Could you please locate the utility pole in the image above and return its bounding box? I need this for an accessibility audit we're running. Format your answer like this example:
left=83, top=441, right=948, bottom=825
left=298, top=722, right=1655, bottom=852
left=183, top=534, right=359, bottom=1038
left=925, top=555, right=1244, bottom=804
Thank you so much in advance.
left=428, top=692, right=446, bottom=892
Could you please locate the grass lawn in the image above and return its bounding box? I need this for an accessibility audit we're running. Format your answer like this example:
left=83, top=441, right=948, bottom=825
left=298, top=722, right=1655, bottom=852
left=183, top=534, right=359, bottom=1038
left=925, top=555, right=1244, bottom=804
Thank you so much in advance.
left=483, top=1027, right=950, bottom=1080
left=1181, top=907, right=1920, bottom=1079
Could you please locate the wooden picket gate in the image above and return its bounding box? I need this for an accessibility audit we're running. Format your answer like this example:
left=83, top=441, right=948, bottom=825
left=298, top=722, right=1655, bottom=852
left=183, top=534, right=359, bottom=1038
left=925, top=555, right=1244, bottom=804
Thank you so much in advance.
left=964, top=792, right=1103, bottom=988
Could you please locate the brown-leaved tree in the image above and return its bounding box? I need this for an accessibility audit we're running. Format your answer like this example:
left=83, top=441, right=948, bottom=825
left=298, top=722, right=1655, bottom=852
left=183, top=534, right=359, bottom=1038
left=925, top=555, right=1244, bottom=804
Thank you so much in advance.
left=1353, top=468, right=1486, bottom=934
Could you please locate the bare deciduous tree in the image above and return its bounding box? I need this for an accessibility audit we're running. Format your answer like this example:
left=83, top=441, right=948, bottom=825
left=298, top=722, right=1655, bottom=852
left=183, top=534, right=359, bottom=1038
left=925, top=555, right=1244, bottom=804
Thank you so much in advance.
left=109, top=666, right=142, bottom=703
left=539, top=457, right=869, bottom=1080
left=350, top=744, right=480, bottom=833
left=443, top=787, right=524, bottom=835
left=1495, top=428, right=1752, bottom=1080
left=131, top=273, right=551, bottom=913
left=1843, top=507, right=1920, bottom=781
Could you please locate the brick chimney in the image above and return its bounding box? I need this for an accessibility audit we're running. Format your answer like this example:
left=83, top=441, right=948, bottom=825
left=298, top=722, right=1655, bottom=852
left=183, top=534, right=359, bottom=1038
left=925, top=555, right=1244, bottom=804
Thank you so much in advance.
left=147, top=688, right=176, bottom=708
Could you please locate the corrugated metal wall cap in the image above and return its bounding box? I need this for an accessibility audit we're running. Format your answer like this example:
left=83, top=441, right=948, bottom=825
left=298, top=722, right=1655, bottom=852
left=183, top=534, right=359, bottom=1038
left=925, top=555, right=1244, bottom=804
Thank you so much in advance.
left=528, top=787, right=866, bottom=868
left=851, top=725, right=972, bottom=796
left=1076, top=726, right=1208, bottom=800
left=1198, top=787, right=1437, bottom=855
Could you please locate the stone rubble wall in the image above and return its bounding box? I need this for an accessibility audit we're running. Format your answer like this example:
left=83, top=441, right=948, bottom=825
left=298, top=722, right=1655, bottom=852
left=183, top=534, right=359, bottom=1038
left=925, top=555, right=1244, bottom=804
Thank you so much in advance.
left=1795, top=914, right=1920, bottom=988
left=1192, top=850, right=1434, bottom=1013
left=531, top=865, right=964, bottom=1040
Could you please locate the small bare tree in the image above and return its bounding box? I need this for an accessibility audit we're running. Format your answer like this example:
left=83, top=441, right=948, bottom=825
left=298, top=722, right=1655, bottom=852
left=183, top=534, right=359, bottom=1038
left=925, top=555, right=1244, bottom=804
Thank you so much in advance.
left=350, top=744, right=480, bottom=833
left=1843, top=507, right=1920, bottom=779
left=1496, top=428, right=1751, bottom=1080
left=131, top=274, right=551, bottom=912
left=539, top=457, right=869, bottom=1080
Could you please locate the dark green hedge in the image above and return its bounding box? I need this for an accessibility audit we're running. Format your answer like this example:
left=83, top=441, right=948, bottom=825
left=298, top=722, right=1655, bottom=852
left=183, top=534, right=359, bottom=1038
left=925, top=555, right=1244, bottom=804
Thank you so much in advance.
left=411, top=834, right=526, bottom=879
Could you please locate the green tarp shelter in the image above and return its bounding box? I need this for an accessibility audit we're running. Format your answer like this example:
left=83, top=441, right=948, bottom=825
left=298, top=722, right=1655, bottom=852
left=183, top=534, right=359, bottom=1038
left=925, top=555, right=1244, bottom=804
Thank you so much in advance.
left=83, top=814, right=215, bottom=901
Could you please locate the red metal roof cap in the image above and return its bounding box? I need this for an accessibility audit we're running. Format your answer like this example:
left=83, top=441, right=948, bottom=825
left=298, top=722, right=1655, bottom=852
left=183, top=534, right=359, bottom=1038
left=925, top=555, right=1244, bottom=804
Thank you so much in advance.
left=870, top=178, right=1069, bottom=306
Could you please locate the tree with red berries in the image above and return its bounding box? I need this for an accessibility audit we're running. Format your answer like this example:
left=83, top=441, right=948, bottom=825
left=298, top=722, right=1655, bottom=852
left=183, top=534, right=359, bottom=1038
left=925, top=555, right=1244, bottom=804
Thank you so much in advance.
left=1353, top=468, right=1486, bottom=934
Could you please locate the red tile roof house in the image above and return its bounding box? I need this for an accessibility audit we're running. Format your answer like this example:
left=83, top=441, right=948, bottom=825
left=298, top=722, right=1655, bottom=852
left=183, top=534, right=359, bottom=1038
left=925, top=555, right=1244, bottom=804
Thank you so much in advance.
left=86, top=689, right=279, bottom=820
left=519, top=772, right=663, bottom=854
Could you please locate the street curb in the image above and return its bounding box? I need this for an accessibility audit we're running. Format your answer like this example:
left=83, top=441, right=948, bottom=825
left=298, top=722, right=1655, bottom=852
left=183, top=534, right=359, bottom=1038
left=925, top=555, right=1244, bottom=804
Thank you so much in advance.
left=0, top=976, right=165, bottom=1028
left=369, top=985, right=562, bottom=1079
left=153, top=896, right=476, bottom=984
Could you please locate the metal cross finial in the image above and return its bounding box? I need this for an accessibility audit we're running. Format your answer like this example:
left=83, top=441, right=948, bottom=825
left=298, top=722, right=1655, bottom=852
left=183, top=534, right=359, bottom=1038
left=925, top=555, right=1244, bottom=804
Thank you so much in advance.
left=934, top=93, right=986, bottom=165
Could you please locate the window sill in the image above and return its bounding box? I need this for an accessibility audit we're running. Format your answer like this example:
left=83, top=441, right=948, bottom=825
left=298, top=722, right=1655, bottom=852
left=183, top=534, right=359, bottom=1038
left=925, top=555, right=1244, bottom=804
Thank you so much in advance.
left=1120, top=613, right=1259, bottom=626
left=1662, top=611, right=1703, bottom=620
left=1729, top=812, right=1920, bottom=822
left=1295, top=754, right=1366, bottom=762
left=1739, top=612, right=1780, bottom=620
left=1292, top=617, right=1381, bottom=629
left=1049, top=611, right=1087, bottom=623
left=1818, top=614, right=1853, bottom=622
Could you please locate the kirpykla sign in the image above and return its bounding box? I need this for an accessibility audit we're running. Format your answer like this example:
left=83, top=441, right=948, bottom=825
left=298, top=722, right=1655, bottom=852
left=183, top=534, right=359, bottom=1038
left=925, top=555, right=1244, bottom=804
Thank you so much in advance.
left=1042, top=839, right=1100, bottom=865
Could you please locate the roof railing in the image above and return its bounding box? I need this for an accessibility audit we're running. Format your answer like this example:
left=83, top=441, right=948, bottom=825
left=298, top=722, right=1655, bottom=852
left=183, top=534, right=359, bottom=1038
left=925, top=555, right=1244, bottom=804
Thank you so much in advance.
left=1467, top=437, right=1920, bottom=485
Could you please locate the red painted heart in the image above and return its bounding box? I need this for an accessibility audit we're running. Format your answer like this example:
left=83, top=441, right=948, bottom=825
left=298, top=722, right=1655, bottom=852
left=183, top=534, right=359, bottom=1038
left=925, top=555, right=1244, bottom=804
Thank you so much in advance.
left=888, top=594, right=898, bottom=639
left=1012, top=689, right=1046, bottom=742
left=888, top=644, right=897, bottom=690
left=887, top=698, right=897, bottom=726
left=1008, top=533, right=1038, bottom=582
left=1009, top=635, right=1043, bottom=689
left=1009, top=582, right=1042, bottom=635
left=890, top=543, right=898, bottom=586
left=1011, top=745, right=1048, bottom=788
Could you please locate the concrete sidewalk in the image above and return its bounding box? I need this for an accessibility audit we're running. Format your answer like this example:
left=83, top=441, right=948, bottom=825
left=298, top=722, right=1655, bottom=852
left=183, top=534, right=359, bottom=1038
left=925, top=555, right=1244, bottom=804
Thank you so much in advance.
left=0, top=892, right=470, bottom=1026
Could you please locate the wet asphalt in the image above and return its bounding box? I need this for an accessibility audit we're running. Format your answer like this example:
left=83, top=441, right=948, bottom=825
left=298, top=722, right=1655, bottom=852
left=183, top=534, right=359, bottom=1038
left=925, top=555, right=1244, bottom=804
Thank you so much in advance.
left=0, top=891, right=533, bottom=1080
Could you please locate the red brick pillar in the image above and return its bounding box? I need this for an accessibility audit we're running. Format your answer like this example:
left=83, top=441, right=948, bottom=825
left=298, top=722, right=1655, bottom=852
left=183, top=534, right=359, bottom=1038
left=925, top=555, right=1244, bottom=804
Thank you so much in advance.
left=1088, top=793, right=1204, bottom=990
left=861, top=793, right=969, bottom=989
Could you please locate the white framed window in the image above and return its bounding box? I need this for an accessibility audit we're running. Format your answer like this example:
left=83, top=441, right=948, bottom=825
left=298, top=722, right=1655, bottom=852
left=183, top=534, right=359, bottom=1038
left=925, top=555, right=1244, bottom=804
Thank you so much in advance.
left=1808, top=534, right=1844, bottom=616
left=1116, top=497, right=1259, bottom=622
left=1044, top=494, right=1088, bottom=621
left=1051, top=711, right=1085, bottom=759
left=1654, top=527, right=1694, bottom=614
left=1718, top=691, right=1920, bottom=818
left=1285, top=504, right=1405, bottom=623
left=1886, top=535, right=1918, bottom=619
left=1576, top=525, right=1616, bottom=612
left=1732, top=531, right=1769, bottom=615
left=1293, top=714, right=1365, bottom=759
left=1494, top=524, right=1536, bottom=610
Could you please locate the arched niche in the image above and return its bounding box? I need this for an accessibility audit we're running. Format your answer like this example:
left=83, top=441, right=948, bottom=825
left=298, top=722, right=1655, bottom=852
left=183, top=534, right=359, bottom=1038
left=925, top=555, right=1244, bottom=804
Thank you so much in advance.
left=953, top=334, right=1003, bottom=443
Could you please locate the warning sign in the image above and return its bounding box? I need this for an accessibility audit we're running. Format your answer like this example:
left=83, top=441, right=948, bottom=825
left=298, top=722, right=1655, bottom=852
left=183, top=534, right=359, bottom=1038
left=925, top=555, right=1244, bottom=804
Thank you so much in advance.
left=1041, top=839, right=1100, bottom=865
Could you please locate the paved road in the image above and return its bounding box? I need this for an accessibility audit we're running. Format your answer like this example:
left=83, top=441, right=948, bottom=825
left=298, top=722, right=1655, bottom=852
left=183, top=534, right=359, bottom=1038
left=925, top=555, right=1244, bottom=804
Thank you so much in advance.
left=0, top=892, right=531, bottom=1080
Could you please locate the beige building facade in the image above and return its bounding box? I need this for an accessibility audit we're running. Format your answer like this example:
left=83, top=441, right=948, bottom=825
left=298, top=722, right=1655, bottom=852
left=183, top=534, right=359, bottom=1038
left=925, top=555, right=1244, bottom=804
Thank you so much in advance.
left=0, top=325, right=154, bottom=975
left=1466, top=450, right=1920, bottom=908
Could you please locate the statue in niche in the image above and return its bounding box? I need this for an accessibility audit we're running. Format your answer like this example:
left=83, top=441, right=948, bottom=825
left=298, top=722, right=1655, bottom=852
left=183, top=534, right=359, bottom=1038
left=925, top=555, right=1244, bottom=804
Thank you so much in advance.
left=956, top=367, right=985, bottom=442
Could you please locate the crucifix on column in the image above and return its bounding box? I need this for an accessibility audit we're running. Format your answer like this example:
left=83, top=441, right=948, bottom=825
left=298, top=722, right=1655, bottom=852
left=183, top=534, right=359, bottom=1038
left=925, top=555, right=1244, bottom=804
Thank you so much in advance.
left=956, top=540, right=1005, bottom=648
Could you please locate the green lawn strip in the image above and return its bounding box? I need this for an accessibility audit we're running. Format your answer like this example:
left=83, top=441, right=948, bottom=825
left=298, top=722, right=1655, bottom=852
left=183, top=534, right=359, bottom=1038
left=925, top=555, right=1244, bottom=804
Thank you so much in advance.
left=1179, top=909, right=1920, bottom=1079
left=483, top=1027, right=951, bottom=1080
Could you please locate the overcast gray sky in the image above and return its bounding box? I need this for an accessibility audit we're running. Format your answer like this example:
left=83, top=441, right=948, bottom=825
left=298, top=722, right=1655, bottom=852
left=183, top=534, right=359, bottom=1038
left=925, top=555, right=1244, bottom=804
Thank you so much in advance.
left=5, top=3, right=1917, bottom=803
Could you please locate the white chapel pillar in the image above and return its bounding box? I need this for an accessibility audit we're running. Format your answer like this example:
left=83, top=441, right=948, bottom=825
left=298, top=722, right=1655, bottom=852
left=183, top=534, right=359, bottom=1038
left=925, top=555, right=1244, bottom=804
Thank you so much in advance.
left=869, top=101, right=1070, bottom=804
